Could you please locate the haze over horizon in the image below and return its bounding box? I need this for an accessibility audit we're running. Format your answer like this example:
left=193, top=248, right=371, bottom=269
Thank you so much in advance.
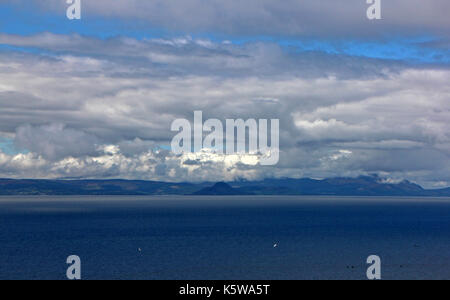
left=0, top=0, right=449, bottom=189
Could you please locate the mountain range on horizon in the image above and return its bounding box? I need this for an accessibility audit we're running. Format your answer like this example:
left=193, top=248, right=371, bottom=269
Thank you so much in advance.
left=0, top=176, right=449, bottom=197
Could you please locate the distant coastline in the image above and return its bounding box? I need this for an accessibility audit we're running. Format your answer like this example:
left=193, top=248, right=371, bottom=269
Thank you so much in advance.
left=0, top=176, right=449, bottom=197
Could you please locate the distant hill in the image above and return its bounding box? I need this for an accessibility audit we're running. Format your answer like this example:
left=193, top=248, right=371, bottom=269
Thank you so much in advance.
left=193, top=182, right=252, bottom=195
left=228, top=176, right=442, bottom=196
left=0, top=179, right=206, bottom=196
left=0, top=176, right=449, bottom=197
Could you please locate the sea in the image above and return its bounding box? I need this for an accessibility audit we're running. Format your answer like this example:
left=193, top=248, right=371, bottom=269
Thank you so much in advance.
left=0, top=196, right=449, bottom=280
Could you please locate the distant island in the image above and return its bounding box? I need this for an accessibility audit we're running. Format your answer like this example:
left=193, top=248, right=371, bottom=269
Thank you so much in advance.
left=0, top=176, right=449, bottom=197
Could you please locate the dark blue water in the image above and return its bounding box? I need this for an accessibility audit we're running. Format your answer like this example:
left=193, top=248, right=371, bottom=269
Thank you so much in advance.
left=0, top=196, right=449, bottom=280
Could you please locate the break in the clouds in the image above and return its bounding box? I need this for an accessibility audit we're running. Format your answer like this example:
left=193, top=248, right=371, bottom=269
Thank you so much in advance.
left=0, top=1, right=449, bottom=188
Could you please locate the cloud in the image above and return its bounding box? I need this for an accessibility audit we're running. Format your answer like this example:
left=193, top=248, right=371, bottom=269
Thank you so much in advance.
left=10, top=0, right=450, bottom=39
left=0, top=33, right=448, bottom=187
left=1, top=32, right=418, bottom=77
left=14, top=123, right=100, bottom=160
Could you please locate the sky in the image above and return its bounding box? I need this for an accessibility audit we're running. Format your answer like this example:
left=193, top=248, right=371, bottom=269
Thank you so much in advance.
left=0, top=0, right=449, bottom=188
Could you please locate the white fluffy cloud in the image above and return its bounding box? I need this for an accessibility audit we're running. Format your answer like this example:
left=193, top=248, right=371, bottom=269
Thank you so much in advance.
left=0, top=33, right=449, bottom=187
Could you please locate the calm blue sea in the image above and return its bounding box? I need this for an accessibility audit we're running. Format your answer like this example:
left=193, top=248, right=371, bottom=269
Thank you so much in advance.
left=0, top=196, right=449, bottom=280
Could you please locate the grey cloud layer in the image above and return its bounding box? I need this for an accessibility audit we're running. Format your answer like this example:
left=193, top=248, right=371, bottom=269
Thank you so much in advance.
left=0, top=33, right=449, bottom=187
left=14, top=0, right=450, bottom=38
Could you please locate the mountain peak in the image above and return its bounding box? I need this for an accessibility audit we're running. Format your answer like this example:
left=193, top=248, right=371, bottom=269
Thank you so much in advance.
left=213, top=182, right=232, bottom=188
left=193, top=182, right=250, bottom=195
